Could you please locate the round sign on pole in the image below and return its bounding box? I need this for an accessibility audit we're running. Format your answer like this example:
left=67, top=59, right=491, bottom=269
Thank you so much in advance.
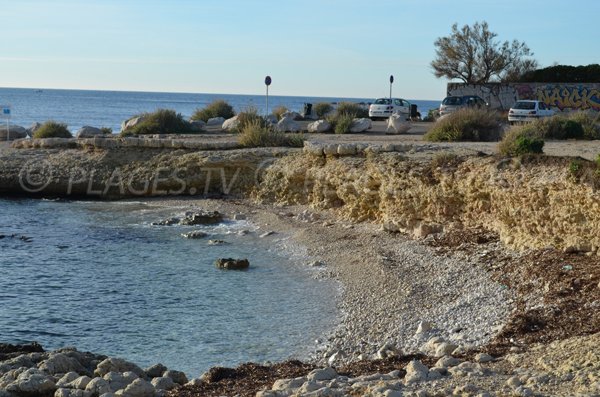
left=389, top=75, right=394, bottom=84
left=265, top=76, right=272, bottom=86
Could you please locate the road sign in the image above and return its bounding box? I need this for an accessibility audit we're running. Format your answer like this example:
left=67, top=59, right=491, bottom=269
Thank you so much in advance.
left=0, top=105, right=11, bottom=119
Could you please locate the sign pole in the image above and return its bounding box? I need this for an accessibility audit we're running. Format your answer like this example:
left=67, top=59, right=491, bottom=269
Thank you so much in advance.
left=389, top=75, right=394, bottom=102
left=1, top=105, right=11, bottom=141
left=264, top=75, right=272, bottom=117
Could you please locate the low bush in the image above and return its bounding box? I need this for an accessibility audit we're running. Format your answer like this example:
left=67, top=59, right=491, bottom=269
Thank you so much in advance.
left=424, top=108, right=504, bottom=142
left=498, top=125, right=545, bottom=156
left=121, top=109, right=193, bottom=136
left=565, top=111, right=600, bottom=140
left=235, top=107, right=268, bottom=133
left=100, top=127, right=113, bottom=135
left=238, top=120, right=305, bottom=148
left=335, top=102, right=369, bottom=118
left=32, top=121, right=72, bottom=138
left=314, top=102, right=333, bottom=118
left=423, top=108, right=440, bottom=122
left=334, top=114, right=354, bottom=134
left=191, top=100, right=235, bottom=122
left=272, top=106, right=289, bottom=121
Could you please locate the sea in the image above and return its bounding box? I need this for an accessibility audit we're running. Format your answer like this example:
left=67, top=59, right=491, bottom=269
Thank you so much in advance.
left=0, top=87, right=440, bottom=132
left=0, top=198, right=339, bottom=377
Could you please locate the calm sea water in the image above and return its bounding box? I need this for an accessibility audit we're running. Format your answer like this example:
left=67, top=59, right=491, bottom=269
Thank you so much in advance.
left=0, top=87, right=439, bottom=133
left=0, top=198, right=339, bottom=377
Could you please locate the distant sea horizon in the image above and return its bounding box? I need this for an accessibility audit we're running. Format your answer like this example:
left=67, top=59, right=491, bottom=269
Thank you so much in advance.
left=0, top=87, right=440, bottom=133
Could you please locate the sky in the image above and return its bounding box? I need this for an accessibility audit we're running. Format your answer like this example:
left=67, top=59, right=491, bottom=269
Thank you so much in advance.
left=0, top=0, right=598, bottom=100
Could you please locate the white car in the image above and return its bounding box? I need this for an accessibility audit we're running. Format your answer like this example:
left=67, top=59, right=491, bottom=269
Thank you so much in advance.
left=508, top=100, right=555, bottom=124
left=369, top=98, right=411, bottom=120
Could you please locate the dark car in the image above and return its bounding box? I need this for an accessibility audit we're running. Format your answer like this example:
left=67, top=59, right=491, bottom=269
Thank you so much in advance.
left=439, top=95, right=488, bottom=116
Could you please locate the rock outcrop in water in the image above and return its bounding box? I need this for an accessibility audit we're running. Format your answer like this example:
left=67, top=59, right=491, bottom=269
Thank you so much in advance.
left=215, top=258, right=250, bottom=270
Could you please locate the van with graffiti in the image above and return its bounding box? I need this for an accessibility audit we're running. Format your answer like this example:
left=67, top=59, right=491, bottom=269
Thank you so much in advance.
left=508, top=100, right=555, bottom=124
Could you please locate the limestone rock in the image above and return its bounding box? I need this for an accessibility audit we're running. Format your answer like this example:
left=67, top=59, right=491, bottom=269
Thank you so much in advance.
left=94, top=358, right=145, bottom=378
left=349, top=118, right=371, bottom=133
left=144, top=364, right=167, bottom=379
left=85, top=377, right=110, bottom=395
left=70, top=375, right=92, bottom=390
left=307, top=367, right=337, bottom=382
left=120, top=116, right=147, bottom=133
left=222, top=115, right=239, bottom=131
left=0, top=124, right=28, bottom=140
left=303, top=141, right=324, bottom=156
left=162, top=370, right=187, bottom=385
left=189, top=120, right=205, bottom=132
left=103, top=371, right=134, bottom=392
left=180, top=211, right=223, bottom=225
left=39, top=352, right=87, bottom=375
left=206, top=117, right=225, bottom=126
left=214, top=258, right=249, bottom=270
left=474, top=353, right=494, bottom=363
left=116, top=378, right=154, bottom=397
left=76, top=126, right=105, bottom=138
left=151, top=376, right=175, bottom=391
left=275, top=116, right=301, bottom=133
left=404, top=360, right=429, bottom=384
left=434, top=342, right=459, bottom=358
left=56, top=372, right=80, bottom=387
left=6, top=368, right=56, bottom=396
left=386, top=114, right=411, bottom=134
left=337, top=144, right=356, bottom=156
left=181, top=230, right=208, bottom=239
left=307, top=120, right=331, bottom=133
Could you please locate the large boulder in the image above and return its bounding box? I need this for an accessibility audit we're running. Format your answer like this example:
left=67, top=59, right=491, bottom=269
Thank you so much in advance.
left=189, top=120, right=205, bottom=132
left=76, top=126, right=105, bottom=139
left=5, top=368, right=56, bottom=396
left=349, top=118, right=371, bottom=133
left=162, top=370, right=187, bottom=385
left=120, top=116, right=147, bottom=133
left=38, top=352, right=87, bottom=375
left=206, top=117, right=225, bottom=126
left=275, top=116, right=301, bottom=133
left=215, top=258, right=249, bottom=270
left=143, top=364, right=167, bottom=379
left=0, top=124, right=27, bottom=140
left=117, top=378, right=154, bottom=397
left=281, top=111, right=302, bottom=120
left=307, top=120, right=331, bottom=133
left=180, top=210, right=223, bottom=226
left=386, top=114, right=411, bottom=134
left=85, top=377, right=111, bottom=395
left=221, top=115, right=239, bottom=131
left=94, top=358, right=145, bottom=378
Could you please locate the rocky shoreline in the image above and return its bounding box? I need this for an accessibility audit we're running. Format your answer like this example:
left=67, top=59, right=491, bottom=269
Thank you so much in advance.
left=1, top=140, right=600, bottom=396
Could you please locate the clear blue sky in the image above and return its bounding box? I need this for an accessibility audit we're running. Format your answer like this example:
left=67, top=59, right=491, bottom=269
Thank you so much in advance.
left=0, top=0, right=598, bottom=100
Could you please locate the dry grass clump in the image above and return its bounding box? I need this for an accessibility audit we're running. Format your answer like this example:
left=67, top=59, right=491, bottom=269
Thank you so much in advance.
left=238, top=120, right=305, bottom=148
left=121, top=109, right=194, bottom=136
left=32, top=121, right=72, bottom=138
left=191, top=100, right=235, bottom=122
left=314, top=102, right=333, bottom=118
left=272, top=106, right=289, bottom=121
left=425, top=108, right=504, bottom=142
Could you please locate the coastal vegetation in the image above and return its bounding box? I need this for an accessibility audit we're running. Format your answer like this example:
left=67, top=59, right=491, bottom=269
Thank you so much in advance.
left=191, top=99, right=235, bottom=122
left=333, top=114, right=354, bottom=134
left=32, top=121, right=72, bottom=138
left=498, top=127, right=545, bottom=156
left=335, top=102, right=369, bottom=119
left=424, top=108, right=504, bottom=142
left=100, top=127, right=113, bottom=135
left=322, top=102, right=370, bottom=134
left=313, top=102, right=333, bottom=118
left=121, top=109, right=194, bottom=136
left=238, top=119, right=304, bottom=148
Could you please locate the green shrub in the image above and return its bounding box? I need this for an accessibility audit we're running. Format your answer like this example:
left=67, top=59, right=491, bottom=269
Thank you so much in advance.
left=534, top=117, right=583, bottom=139
left=498, top=126, right=545, bottom=156
left=191, top=100, right=235, bottom=122
left=121, top=109, right=193, bottom=136
left=272, top=106, right=289, bottom=121
left=334, top=113, right=354, bottom=134
left=423, top=108, right=440, bottom=122
left=335, top=102, right=368, bottom=118
left=238, top=120, right=305, bottom=148
left=235, top=107, right=268, bottom=133
left=424, top=108, right=504, bottom=142
left=100, top=127, right=113, bottom=135
left=314, top=102, right=333, bottom=118
left=565, top=111, right=600, bottom=140
left=33, top=121, right=72, bottom=138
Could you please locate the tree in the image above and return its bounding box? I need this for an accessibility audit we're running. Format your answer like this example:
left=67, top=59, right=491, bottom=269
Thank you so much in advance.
left=431, top=21, right=537, bottom=84
left=518, top=64, right=600, bottom=83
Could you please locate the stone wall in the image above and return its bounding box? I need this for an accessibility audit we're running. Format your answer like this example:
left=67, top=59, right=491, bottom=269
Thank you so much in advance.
left=447, top=82, right=600, bottom=112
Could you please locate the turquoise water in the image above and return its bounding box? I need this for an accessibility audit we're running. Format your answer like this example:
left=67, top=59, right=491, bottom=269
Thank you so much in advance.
left=0, top=198, right=338, bottom=377
left=0, top=87, right=440, bottom=133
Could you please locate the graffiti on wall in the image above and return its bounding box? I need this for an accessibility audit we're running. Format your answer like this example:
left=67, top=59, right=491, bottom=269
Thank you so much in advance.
left=448, top=83, right=600, bottom=112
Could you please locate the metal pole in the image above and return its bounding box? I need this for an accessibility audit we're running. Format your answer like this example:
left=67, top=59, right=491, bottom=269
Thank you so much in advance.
left=6, top=119, right=9, bottom=142
left=266, top=85, right=269, bottom=117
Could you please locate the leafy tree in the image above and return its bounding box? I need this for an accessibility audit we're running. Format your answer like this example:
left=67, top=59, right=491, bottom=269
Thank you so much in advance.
left=518, top=64, right=600, bottom=83
left=431, top=21, right=537, bottom=84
